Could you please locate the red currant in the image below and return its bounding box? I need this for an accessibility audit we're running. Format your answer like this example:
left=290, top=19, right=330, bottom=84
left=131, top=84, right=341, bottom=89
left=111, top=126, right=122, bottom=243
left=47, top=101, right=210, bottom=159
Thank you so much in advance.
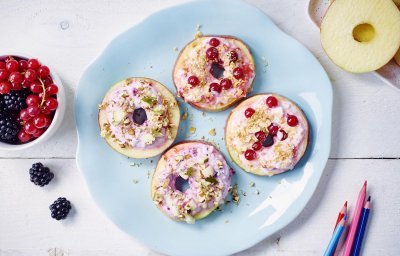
left=18, top=131, right=32, bottom=143
left=27, top=59, right=40, bottom=70
left=44, top=98, right=58, bottom=111
left=46, top=83, right=58, bottom=95
left=187, top=75, right=200, bottom=86
left=37, top=66, right=50, bottom=78
left=43, top=115, right=52, bottom=127
left=24, top=69, right=37, bottom=82
left=244, top=107, right=255, bottom=118
left=4, top=56, right=13, bottom=62
left=21, top=79, right=31, bottom=88
left=41, top=106, right=53, bottom=115
left=244, top=149, right=257, bottom=160
left=209, top=83, right=221, bottom=93
left=30, top=81, right=43, bottom=93
left=209, top=38, right=220, bottom=47
left=255, top=131, right=266, bottom=141
left=27, top=105, right=41, bottom=117
left=24, top=121, right=38, bottom=135
left=287, top=115, right=298, bottom=127
left=220, top=78, right=232, bottom=90
left=0, top=69, right=9, bottom=80
left=42, top=76, right=53, bottom=86
left=0, top=81, right=11, bottom=94
left=26, top=95, right=41, bottom=106
left=19, top=60, right=28, bottom=70
left=266, top=96, right=278, bottom=108
left=6, top=59, right=19, bottom=72
left=0, top=62, right=5, bottom=69
left=229, top=51, right=238, bottom=62
left=19, top=109, right=31, bottom=121
left=9, top=72, right=23, bottom=85
left=33, top=114, right=47, bottom=129
left=279, top=129, right=288, bottom=141
left=38, top=92, right=49, bottom=101
left=268, top=123, right=279, bottom=136
left=206, top=47, right=219, bottom=60
left=233, top=67, right=244, bottom=79
left=11, top=83, right=22, bottom=91
left=252, top=141, right=262, bottom=151
left=32, top=128, right=45, bottom=138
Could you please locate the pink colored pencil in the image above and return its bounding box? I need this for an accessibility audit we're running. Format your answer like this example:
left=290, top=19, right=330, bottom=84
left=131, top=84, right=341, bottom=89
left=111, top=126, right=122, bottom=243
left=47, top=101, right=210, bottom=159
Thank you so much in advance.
left=342, top=181, right=367, bottom=256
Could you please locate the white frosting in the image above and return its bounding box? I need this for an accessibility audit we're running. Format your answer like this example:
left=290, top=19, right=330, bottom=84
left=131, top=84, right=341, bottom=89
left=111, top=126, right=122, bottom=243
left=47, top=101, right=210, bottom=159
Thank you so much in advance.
left=227, top=94, right=308, bottom=175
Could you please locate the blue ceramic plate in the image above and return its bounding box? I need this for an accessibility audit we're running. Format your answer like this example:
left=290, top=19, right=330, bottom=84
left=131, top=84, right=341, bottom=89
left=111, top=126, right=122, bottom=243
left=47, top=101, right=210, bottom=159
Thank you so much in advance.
left=75, top=0, right=332, bottom=255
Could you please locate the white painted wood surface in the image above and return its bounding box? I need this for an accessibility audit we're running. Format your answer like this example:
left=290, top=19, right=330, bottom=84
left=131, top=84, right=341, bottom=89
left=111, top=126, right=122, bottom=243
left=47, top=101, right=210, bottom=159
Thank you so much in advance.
left=0, top=0, right=399, bottom=255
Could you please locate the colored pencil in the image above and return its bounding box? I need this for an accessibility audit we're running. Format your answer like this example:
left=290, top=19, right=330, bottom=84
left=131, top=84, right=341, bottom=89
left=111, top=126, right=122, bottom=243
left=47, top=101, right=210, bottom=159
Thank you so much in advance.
left=334, top=201, right=347, bottom=230
left=323, top=216, right=346, bottom=256
left=332, top=201, right=347, bottom=255
left=342, top=181, right=367, bottom=256
left=351, top=196, right=371, bottom=256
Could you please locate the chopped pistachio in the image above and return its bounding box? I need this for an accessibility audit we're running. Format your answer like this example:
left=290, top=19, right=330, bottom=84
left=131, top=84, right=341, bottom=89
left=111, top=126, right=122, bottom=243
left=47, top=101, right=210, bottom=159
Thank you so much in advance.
left=186, top=167, right=193, bottom=177
left=142, top=96, right=157, bottom=106
left=132, top=179, right=139, bottom=184
left=205, top=176, right=218, bottom=184
left=189, top=127, right=196, bottom=134
left=249, top=181, right=255, bottom=187
left=208, top=128, right=216, bottom=136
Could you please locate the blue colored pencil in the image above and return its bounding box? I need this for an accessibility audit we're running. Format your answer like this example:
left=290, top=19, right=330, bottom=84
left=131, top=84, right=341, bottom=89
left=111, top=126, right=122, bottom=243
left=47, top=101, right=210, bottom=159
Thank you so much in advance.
left=351, top=196, right=371, bottom=256
left=323, top=216, right=346, bottom=256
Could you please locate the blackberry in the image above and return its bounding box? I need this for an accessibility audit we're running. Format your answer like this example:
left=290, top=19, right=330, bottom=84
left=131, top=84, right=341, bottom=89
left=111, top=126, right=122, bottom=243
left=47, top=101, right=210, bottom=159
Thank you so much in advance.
left=29, top=162, right=54, bottom=186
left=49, top=197, right=72, bottom=220
left=0, top=114, right=20, bottom=144
left=2, top=89, right=29, bottom=113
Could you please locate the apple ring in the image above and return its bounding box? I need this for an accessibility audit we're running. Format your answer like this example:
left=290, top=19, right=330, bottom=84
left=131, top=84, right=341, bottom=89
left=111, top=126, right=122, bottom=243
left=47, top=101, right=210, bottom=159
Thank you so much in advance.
left=151, top=141, right=233, bottom=224
left=225, top=94, right=309, bottom=176
left=98, top=77, right=180, bottom=158
left=173, top=36, right=256, bottom=111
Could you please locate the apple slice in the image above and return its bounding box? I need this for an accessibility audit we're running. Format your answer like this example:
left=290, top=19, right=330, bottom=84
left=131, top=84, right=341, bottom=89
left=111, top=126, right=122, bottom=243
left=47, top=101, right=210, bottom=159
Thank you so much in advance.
left=173, top=36, right=255, bottom=112
left=321, top=0, right=400, bottom=73
left=395, top=48, right=400, bottom=66
left=98, top=77, right=180, bottom=158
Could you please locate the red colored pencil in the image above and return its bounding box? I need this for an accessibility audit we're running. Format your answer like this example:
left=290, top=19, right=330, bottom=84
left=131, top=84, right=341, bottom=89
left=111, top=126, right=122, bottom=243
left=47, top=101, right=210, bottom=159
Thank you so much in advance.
left=334, top=201, right=348, bottom=230
left=332, top=201, right=347, bottom=255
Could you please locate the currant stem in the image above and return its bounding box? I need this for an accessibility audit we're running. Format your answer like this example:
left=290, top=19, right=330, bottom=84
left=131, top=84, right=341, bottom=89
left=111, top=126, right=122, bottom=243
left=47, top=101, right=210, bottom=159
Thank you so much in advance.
left=38, top=78, right=46, bottom=107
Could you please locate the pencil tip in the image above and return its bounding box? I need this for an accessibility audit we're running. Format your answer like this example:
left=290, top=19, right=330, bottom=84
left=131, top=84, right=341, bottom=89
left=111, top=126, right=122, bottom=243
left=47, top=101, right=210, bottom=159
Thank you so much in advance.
left=367, top=196, right=371, bottom=201
left=364, top=180, right=367, bottom=186
left=344, top=201, right=348, bottom=207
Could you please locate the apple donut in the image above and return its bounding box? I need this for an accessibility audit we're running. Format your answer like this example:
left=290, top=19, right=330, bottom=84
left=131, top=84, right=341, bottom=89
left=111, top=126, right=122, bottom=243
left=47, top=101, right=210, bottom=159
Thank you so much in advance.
left=225, top=94, right=309, bottom=176
left=173, top=36, right=256, bottom=112
left=151, top=141, right=233, bottom=224
left=98, top=77, right=180, bottom=158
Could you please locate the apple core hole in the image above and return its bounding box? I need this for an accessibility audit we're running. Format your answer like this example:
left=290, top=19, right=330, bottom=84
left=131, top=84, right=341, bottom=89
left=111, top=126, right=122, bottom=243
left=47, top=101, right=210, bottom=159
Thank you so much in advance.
left=353, top=23, right=375, bottom=43
left=175, top=176, right=190, bottom=192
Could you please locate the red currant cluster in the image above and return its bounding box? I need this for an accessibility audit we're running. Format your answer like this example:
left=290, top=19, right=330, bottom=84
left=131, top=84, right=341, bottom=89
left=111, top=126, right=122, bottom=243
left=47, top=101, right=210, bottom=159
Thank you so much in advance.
left=187, top=37, right=245, bottom=94
left=0, top=56, right=59, bottom=143
left=243, top=96, right=296, bottom=161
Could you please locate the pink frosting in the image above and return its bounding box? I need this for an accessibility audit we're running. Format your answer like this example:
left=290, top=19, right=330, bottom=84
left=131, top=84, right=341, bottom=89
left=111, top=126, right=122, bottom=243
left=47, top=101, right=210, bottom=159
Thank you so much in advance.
left=153, top=143, right=232, bottom=223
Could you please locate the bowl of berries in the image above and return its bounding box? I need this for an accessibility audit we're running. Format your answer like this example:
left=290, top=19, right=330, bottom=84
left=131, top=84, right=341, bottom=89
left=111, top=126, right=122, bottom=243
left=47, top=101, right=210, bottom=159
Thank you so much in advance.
left=0, top=54, right=66, bottom=150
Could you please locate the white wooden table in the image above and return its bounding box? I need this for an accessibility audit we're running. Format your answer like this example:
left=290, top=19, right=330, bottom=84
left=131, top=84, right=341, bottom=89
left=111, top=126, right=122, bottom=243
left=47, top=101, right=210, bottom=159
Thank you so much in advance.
left=1, top=1, right=399, bottom=255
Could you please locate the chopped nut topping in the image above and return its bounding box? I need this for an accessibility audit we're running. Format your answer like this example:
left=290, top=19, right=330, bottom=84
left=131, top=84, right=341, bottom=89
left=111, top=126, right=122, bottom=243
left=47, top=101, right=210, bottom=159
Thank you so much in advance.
left=209, top=128, right=216, bottom=136
left=189, top=127, right=196, bottom=134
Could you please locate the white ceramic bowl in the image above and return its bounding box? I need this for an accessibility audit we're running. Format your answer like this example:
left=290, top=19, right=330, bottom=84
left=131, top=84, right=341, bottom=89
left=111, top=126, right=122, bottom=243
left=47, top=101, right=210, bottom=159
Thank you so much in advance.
left=0, top=53, right=66, bottom=151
